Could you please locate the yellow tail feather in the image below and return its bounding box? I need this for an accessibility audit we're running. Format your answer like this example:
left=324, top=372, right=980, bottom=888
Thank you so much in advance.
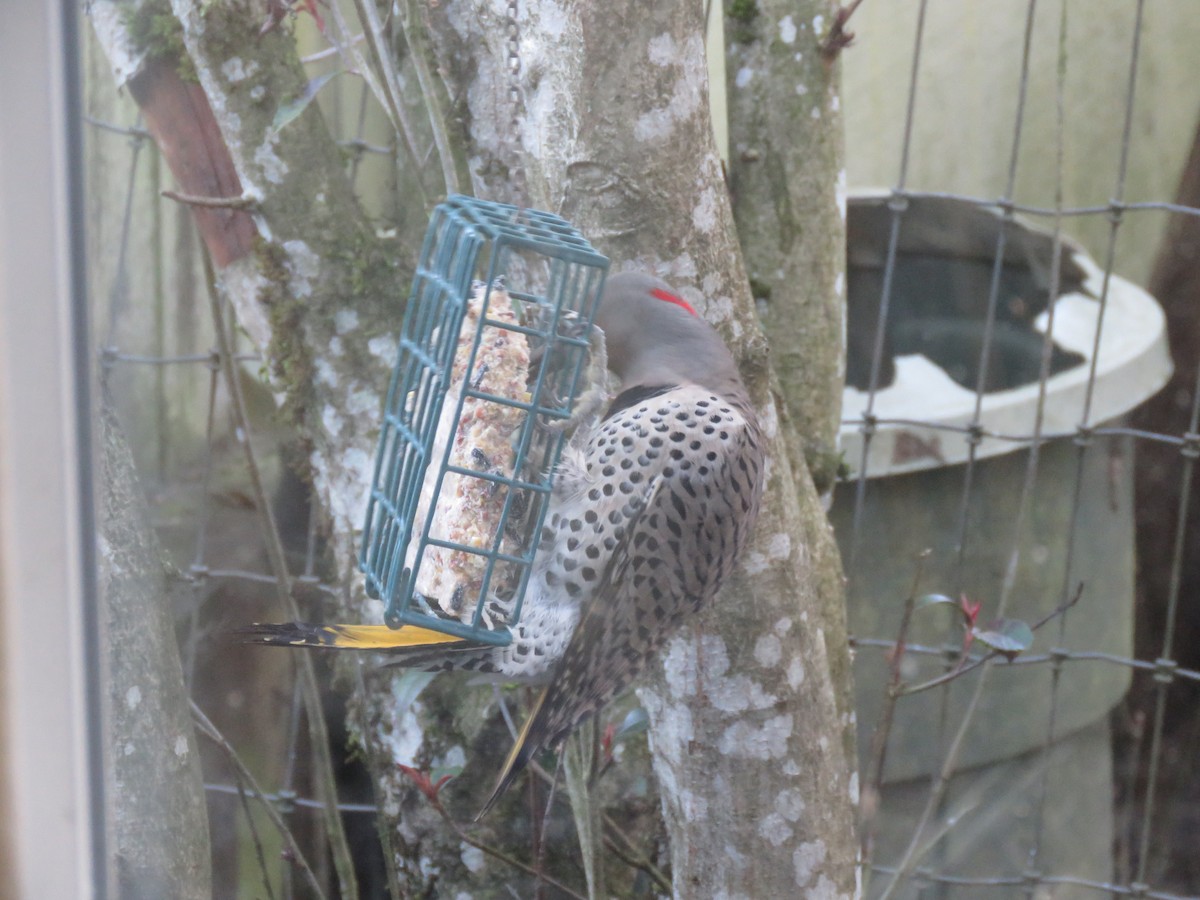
left=318, top=623, right=465, bottom=649
left=476, top=687, right=550, bottom=819
left=240, top=622, right=467, bottom=650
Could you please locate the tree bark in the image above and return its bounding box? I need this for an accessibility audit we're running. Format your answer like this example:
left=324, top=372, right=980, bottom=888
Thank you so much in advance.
left=726, top=0, right=859, bottom=795
left=430, top=1, right=858, bottom=895
left=90, top=4, right=402, bottom=895
left=727, top=0, right=846, bottom=488
left=91, top=1, right=859, bottom=895
left=100, top=384, right=212, bottom=898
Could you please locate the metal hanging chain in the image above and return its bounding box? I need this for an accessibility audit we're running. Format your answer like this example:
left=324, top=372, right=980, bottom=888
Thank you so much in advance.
left=505, top=0, right=527, bottom=205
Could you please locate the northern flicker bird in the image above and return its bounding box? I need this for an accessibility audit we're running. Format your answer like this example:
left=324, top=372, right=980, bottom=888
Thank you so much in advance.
left=244, top=271, right=765, bottom=815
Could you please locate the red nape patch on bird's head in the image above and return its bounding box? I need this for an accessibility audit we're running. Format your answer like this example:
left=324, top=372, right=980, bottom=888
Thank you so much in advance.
left=650, top=287, right=698, bottom=317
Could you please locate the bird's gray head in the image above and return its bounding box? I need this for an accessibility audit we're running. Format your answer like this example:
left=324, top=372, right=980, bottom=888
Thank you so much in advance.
left=593, top=272, right=747, bottom=398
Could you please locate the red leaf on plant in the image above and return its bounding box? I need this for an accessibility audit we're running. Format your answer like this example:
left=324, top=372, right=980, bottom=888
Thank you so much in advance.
left=258, top=0, right=291, bottom=37
left=959, top=595, right=982, bottom=627
left=398, top=762, right=458, bottom=808
left=298, top=0, right=327, bottom=33
left=397, top=763, right=439, bottom=804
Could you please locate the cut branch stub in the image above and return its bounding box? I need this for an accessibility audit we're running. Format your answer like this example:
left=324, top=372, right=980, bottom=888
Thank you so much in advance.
left=128, top=59, right=258, bottom=267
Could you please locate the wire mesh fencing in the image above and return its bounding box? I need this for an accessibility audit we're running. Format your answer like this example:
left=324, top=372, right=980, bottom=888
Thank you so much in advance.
left=838, top=2, right=1200, bottom=897
left=81, top=1, right=1200, bottom=897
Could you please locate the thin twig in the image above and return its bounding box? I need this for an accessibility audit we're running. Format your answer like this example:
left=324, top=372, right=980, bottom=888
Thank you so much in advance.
left=530, top=759, right=545, bottom=900
left=877, top=659, right=994, bottom=900
left=398, top=0, right=467, bottom=195
left=231, top=766, right=279, bottom=900
left=352, top=664, right=405, bottom=897
left=191, top=702, right=326, bottom=899
left=84, top=115, right=152, bottom=139
left=859, top=550, right=929, bottom=892
left=878, top=299, right=1070, bottom=900
left=322, top=0, right=428, bottom=208
left=427, top=802, right=587, bottom=900
left=536, top=753, right=563, bottom=900
left=349, top=0, right=432, bottom=205
left=457, top=830, right=586, bottom=900
left=492, top=688, right=669, bottom=891
left=301, top=33, right=365, bottom=64
left=202, top=253, right=360, bottom=899
left=1028, top=581, right=1086, bottom=632
left=602, top=814, right=671, bottom=892
left=820, top=0, right=864, bottom=62
left=162, top=188, right=259, bottom=210
left=896, top=583, right=1085, bottom=698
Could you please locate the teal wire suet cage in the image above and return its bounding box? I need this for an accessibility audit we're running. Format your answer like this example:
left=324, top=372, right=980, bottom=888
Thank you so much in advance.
left=359, top=195, right=609, bottom=645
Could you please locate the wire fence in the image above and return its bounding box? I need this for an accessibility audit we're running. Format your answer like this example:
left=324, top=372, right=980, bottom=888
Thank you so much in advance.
left=839, top=2, right=1199, bottom=897
left=82, top=1, right=1200, bottom=897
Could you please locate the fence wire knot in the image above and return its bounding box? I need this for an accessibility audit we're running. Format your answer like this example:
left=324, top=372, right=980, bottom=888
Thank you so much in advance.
left=275, top=788, right=297, bottom=815
left=1152, top=657, right=1178, bottom=685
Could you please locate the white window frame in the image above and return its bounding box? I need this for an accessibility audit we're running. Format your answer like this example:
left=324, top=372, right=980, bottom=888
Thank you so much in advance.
left=0, top=2, right=106, bottom=897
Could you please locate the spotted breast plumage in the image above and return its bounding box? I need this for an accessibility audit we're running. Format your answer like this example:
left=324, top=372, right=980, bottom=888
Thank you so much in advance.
left=243, top=271, right=766, bottom=815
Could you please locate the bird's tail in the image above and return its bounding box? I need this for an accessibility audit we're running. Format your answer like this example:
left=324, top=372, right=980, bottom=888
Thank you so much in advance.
left=475, top=686, right=551, bottom=819
left=239, top=622, right=468, bottom=651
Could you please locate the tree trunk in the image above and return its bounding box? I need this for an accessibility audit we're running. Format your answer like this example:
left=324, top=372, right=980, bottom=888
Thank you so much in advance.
left=91, top=1, right=859, bottom=895
left=90, top=4, right=404, bottom=896
left=726, top=0, right=859, bottom=797
left=428, top=1, right=858, bottom=895
left=728, top=0, right=847, bottom=487
left=100, top=384, right=212, bottom=898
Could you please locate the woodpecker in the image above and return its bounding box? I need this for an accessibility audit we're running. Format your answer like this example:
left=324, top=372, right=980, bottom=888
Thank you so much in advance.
left=244, top=272, right=766, bottom=815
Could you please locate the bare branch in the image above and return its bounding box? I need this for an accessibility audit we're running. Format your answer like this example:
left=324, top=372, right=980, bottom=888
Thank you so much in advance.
left=161, top=189, right=258, bottom=210
left=819, top=0, right=865, bottom=63
left=191, top=702, right=327, bottom=900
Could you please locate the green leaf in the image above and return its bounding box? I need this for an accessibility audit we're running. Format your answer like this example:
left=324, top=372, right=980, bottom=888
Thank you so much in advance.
left=563, top=724, right=601, bottom=898
left=428, top=765, right=463, bottom=784
left=392, top=669, right=436, bottom=710
left=972, top=618, right=1034, bottom=661
left=273, top=71, right=340, bottom=133
left=615, top=707, right=649, bottom=741
left=915, top=593, right=956, bottom=610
